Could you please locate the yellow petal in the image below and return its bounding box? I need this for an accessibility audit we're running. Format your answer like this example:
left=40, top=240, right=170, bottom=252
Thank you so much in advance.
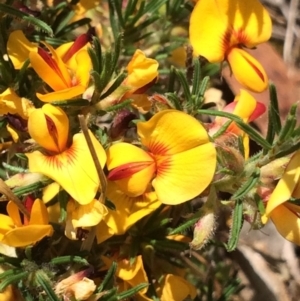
left=262, top=151, right=300, bottom=223
left=129, top=94, right=152, bottom=114
left=28, top=104, right=69, bottom=153
left=68, top=199, right=108, bottom=228
left=7, top=30, right=37, bottom=69
left=43, top=182, right=60, bottom=203
left=6, top=124, right=19, bottom=143
left=1, top=225, right=53, bottom=247
left=96, top=220, right=115, bottom=244
left=126, top=49, right=158, bottom=92
left=161, top=274, right=197, bottom=301
left=138, top=110, right=211, bottom=155
left=6, top=202, right=22, bottom=227
left=233, top=89, right=257, bottom=123
left=189, top=0, right=228, bottom=61
left=29, top=47, right=71, bottom=91
left=107, top=143, right=155, bottom=197
left=36, top=85, right=86, bottom=102
left=26, top=132, right=106, bottom=205
left=29, top=199, right=49, bottom=225
left=0, top=88, right=35, bottom=119
left=104, top=181, right=160, bottom=234
left=0, top=215, right=14, bottom=233
left=270, top=204, right=300, bottom=245
left=74, top=49, right=92, bottom=88
left=227, top=48, right=268, bottom=92
left=153, top=143, right=216, bottom=205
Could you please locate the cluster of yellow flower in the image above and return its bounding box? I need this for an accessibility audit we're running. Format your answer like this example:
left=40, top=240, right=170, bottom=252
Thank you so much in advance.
left=1, top=0, right=300, bottom=300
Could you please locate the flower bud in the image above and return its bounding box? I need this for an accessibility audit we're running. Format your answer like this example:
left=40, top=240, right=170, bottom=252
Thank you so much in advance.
left=190, top=206, right=216, bottom=250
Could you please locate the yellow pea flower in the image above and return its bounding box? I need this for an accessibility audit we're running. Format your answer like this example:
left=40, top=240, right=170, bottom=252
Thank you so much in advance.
left=209, top=89, right=266, bottom=158
left=102, top=255, right=149, bottom=295
left=7, top=30, right=37, bottom=69
left=65, top=199, right=108, bottom=240
left=0, top=198, right=53, bottom=247
left=103, top=181, right=160, bottom=233
left=0, top=88, right=35, bottom=120
left=25, top=104, right=106, bottom=205
left=29, top=34, right=91, bottom=102
left=189, top=0, right=272, bottom=92
left=262, top=151, right=300, bottom=245
left=106, top=110, right=216, bottom=205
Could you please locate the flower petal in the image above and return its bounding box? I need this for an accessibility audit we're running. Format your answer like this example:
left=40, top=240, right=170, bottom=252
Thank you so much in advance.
left=0, top=88, right=35, bottom=119
left=68, top=199, right=108, bottom=228
left=7, top=30, right=37, bottom=69
left=107, top=143, right=155, bottom=197
left=153, top=143, right=216, bottom=205
left=270, top=204, right=300, bottom=245
left=29, top=199, right=49, bottom=225
left=36, top=85, right=86, bottom=102
left=189, top=0, right=228, bottom=61
left=1, top=225, right=53, bottom=247
left=0, top=215, right=14, bottom=234
left=262, top=151, right=300, bottom=223
left=28, top=104, right=69, bottom=153
left=126, top=49, right=159, bottom=93
left=104, top=181, right=160, bottom=234
left=74, top=49, right=92, bottom=88
left=6, top=202, right=22, bottom=227
left=138, top=110, right=211, bottom=155
left=161, top=274, right=197, bottom=301
left=29, top=45, right=71, bottom=91
left=227, top=48, right=268, bottom=92
left=26, top=132, right=106, bottom=205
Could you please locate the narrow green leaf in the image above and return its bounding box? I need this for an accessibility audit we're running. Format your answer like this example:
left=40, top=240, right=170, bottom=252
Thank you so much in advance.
left=116, top=283, right=149, bottom=300
left=56, top=18, right=91, bottom=37
left=269, top=83, right=281, bottom=134
left=97, top=262, right=117, bottom=292
left=90, top=70, right=102, bottom=93
left=0, top=4, right=53, bottom=36
left=145, top=0, right=168, bottom=15
left=2, top=163, right=28, bottom=173
left=50, top=255, right=88, bottom=266
left=124, top=0, right=139, bottom=22
left=174, top=69, right=191, bottom=101
left=191, top=58, right=201, bottom=96
left=53, top=10, right=75, bottom=34
left=100, top=72, right=127, bottom=100
left=212, top=120, right=232, bottom=139
left=104, top=98, right=133, bottom=112
left=0, top=270, right=28, bottom=292
left=277, top=103, right=298, bottom=143
left=165, top=92, right=182, bottom=110
left=274, top=140, right=300, bottom=159
left=226, top=199, right=243, bottom=252
left=232, top=169, right=260, bottom=200
left=51, top=98, right=90, bottom=106
left=35, top=271, right=60, bottom=301
left=198, top=109, right=272, bottom=150
left=264, top=104, right=276, bottom=152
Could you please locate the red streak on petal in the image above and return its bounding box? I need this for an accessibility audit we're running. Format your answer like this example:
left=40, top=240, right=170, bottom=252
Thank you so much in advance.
left=108, top=161, right=154, bottom=180
left=38, top=47, right=70, bottom=88
left=148, top=141, right=169, bottom=156
left=242, top=53, right=266, bottom=82
left=23, top=195, right=35, bottom=225
left=62, top=33, right=90, bottom=63
left=223, top=27, right=250, bottom=55
left=155, top=156, right=172, bottom=177
left=45, top=114, right=61, bottom=152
